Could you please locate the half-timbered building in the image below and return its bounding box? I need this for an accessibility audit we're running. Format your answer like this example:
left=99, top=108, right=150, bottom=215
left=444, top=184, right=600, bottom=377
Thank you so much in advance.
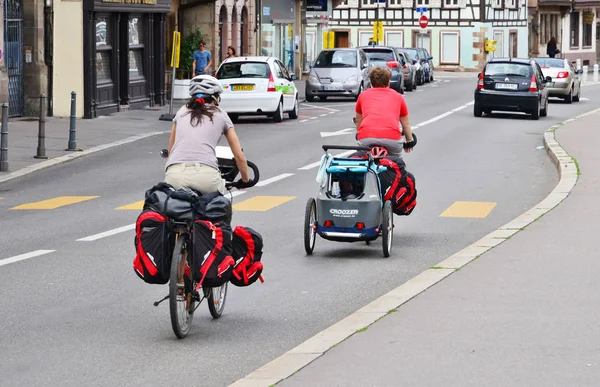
left=305, top=0, right=529, bottom=71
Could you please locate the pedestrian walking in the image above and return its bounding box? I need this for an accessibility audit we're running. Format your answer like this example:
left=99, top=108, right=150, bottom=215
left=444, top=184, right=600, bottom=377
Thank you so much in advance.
left=546, top=37, right=560, bottom=58
left=192, top=40, right=213, bottom=76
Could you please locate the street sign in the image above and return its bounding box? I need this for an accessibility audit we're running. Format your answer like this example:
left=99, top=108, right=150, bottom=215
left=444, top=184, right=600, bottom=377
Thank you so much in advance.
left=419, top=14, right=429, bottom=29
left=373, top=21, right=383, bottom=42
left=416, top=7, right=427, bottom=13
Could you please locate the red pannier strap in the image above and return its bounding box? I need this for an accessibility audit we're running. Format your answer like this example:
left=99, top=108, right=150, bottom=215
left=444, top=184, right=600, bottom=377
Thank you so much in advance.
left=379, top=158, right=401, bottom=202
left=195, top=221, right=226, bottom=290
left=233, top=227, right=264, bottom=285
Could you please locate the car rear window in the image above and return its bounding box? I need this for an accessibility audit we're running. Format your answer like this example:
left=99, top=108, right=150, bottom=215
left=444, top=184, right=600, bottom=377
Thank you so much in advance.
left=485, top=62, right=533, bottom=77
left=533, top=58, right=565, bottom=68
left=363, top=49, right=395, bottom=62
left=217, top=62, right=271, bottom=79
left=314, top=50, right=357, bottom=68
left=402, top=49, right=418, bottom=61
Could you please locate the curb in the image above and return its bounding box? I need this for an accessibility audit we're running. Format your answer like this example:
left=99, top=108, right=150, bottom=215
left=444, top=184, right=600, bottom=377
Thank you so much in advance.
left=0, top=130, right=170, bottom=185
left=228, top=108, right=599, bottom=387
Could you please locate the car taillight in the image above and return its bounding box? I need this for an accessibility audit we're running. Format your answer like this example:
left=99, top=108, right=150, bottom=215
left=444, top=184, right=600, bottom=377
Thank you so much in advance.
left=386, top=60, right=399, bottom=69
left=477, top=72, right=484, bottom=89
left=267, top=73, right=276, bottom=92
left=529, top=74, right=538, bottom=92
left=403, top=64, right=408, bottom=69
left=556, top=71, right=568, bottom=79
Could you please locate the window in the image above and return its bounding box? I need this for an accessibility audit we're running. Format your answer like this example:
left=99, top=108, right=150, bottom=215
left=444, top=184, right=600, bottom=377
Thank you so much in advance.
left=216, top=62, right=271, bottom=79
left=440, top=31, right=459, bottom=64
left=361, top=0, right=376, bottom=6
left=485, top=62, right=532, bottom=77
left=493, top=31, right=504, bottom=57
left=570, top=11, right=579, bottom=47
left=386, top=32, right=403, bottom=47
left=491, top=0, right=502, bottom=8
left=540, top=14, right=561, bottom=47
left=583, top=12, right=593, bottom=47
left=533, top=58, right=566, bottom=68
left=129, top=17, right=144, bottom=78
left=95, top=16, right=112, bottom=83
left=314, top=50, right=358, bottom=67
left=359, top=31, right=372, bottom=46
left=388, top=0, right=401, bottom=5
left=444, top=0, right=458, bottom=6
left=416, top=0, right=430, bottom=5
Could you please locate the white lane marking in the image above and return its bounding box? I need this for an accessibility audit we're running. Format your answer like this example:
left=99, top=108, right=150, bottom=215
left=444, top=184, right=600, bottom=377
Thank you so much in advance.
left=320, top=113, right=328, bottom=117
left=0, top=250, right=56, bottom=267
left=309, top=116, right=318, bottom=120
left=300, top=103, right=340, bottom=112
left=77, top=224, right=136, bottom=242
left=300, top=119, right=309, bottom=123
left=320, top=128, right=354, bottom=137
left=444, top=80, right=450, bottom=82
left=298, top=150, right=355, bottom=171
left=255, top=173, right=295, bottom=187
left=229, top=190, right=247, bottom=198
left=580, top=97, right=590, bottom=101
left=412, top=100, right=474, bottom=130
left=416, top=89, right=423, bottom=92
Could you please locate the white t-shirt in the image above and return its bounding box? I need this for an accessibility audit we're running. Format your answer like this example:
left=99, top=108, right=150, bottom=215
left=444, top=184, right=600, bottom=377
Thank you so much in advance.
left=166, top=105, right=234, bottom=170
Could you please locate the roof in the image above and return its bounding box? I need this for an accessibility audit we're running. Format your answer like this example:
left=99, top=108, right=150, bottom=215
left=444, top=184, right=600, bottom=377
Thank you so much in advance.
left=488, top=57, right=532, bottom=65
left=222, top=56, right=272, bottom=63
left=359, top=46, right=396, bottom=50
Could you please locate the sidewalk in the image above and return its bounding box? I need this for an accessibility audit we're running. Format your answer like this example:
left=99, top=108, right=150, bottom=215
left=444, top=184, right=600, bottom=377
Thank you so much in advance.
left=0, top=105, right=173, bottom=184
left=235, top=110, right=600, bottom=386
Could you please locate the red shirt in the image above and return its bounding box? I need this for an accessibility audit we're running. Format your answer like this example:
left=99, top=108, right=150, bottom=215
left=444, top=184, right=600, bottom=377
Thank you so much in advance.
left=355, top=87, right=409, bottom=141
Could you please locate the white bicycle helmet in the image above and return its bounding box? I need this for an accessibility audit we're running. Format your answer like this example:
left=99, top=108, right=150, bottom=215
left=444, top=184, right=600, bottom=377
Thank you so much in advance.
left=189, top=74, right=223, bottom=97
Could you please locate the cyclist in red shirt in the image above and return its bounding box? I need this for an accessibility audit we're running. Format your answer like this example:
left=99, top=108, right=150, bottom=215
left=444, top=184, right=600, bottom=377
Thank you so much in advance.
left=354, top=66, right=416, bottom=156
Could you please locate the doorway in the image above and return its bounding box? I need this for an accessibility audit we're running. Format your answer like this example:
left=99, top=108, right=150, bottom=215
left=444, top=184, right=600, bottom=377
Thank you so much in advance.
left=335, top=31, right=349, bottom=48
left=4, top=0, right=24, bottom=117
left=509, top=31, right=518, bottom=57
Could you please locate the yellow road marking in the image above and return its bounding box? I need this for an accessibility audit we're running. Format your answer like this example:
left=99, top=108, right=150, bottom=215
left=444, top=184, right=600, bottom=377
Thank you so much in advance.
left=116, top=200, right=145, bottom=210
left=233, top=196, right=296, bottom=211
left=440, top=201, right=497, bottom=218
left=10, top=196, right=99, bottom=210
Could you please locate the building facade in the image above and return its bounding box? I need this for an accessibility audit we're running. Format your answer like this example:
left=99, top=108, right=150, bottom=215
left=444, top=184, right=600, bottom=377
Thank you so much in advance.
left=179, top=0, right=255, bottom=75
left=529, top=0, right=599, bottom=66
left=303, top=0, right=529, bottom=72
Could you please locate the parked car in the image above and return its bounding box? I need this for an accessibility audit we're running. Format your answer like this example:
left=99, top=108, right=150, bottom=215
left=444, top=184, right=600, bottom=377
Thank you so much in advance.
left=395, top=49, right=417, bottom=91
left=474, top=58, right=551, bottom=120
left=533, top=57, right=582, bottom=103
left=216, top=56, right=299, bottom=122
left=417, top=48, right=435, bottom=83
left=305, top=48, right=370, bottom=102
left=359, top=45, right=405, bottom=94
left=400, top=48, right=425, bottom=85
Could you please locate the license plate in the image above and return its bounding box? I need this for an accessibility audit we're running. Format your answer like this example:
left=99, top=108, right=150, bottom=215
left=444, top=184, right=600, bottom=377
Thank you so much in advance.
left=323, top=85, right=341, bottom=91
left=232, top=84, right=254, bottom=91
left=495, top=83, right=518, bottom=90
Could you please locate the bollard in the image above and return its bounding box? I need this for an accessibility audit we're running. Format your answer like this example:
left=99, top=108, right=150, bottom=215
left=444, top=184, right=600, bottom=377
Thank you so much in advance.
left=582, top=65, right=588, bottom=84
left=0, top=103, right=8, bottom=172
left=594, top=64, right=599, bottom=83
left=576, top=59, right=582, bottom=71
left=34, top=94, right=48, bottom=159
left=66, top=91, right=77, bottom=151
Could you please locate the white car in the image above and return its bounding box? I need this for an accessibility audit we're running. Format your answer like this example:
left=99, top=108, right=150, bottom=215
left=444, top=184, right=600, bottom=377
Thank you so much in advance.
left=216, top=56, right=299, bottom=122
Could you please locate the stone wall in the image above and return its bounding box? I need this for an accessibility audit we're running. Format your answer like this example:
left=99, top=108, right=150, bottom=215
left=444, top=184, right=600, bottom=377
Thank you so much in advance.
left=472, top=28, right=489, bottom=72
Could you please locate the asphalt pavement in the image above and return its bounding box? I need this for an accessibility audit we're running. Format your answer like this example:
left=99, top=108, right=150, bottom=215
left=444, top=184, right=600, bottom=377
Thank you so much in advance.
left=1, top=76, right=600, bottom=387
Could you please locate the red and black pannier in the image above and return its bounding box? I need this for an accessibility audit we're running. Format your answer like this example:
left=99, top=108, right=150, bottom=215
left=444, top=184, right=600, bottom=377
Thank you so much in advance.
left=378, top=156, right=417, bottom=216
left=191, top=220, right=235, bottom=288
left=231, top=226, right=265, bottom=287
left=133, top=210, right=174, bottom=284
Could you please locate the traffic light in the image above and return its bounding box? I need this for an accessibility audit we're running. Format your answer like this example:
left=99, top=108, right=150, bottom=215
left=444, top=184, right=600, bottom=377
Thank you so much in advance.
left=373, top=21, right=383, bottom=43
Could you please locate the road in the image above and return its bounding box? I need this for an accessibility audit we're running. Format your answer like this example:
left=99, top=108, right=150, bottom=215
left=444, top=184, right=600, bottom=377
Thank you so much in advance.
left=1, top=77, right=598, bottom=386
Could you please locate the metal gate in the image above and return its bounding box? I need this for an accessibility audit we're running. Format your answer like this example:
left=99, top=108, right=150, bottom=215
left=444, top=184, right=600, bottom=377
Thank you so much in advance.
left=4, top=0, right=24, bottom=117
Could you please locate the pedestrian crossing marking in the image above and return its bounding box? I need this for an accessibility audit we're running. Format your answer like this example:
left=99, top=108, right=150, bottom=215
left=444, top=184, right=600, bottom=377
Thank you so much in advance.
left=116, top=200, right=145, bottom=210
left=232, top=196, right=295, bottom=212
left=10, top=196, right=100, bottom=210
left=440, top=201, right=497, bottom=219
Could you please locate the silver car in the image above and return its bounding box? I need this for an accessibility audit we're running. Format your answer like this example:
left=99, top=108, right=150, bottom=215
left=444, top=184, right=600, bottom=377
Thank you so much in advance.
left=533, top=57, right=583, bottom=103
left=395, top=49, right=417, bottom=91
left=305, top=48, right=370, bottom=102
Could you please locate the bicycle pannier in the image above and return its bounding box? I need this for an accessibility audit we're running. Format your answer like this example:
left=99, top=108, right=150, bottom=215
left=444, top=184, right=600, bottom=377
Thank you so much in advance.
left=378, top=157, right=417, bottom=216
left=192, top=220, right=235, bottom=288
left=133, top=210, right=174, bottom=284
left=231, top=226, right=265, bottom=287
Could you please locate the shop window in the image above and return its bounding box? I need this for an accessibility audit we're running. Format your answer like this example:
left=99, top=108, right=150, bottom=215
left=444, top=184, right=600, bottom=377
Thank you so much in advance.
left=583, top=13, right=593, bottom=47
left=570, top=11, right=579, bottom=47
left=493, top=31, right=504, bottom=57
left=95, top=16, right=112, bottom=82
left=440, top=31, right=459, bottom=64
left=129, top=17, right=145, bottom=78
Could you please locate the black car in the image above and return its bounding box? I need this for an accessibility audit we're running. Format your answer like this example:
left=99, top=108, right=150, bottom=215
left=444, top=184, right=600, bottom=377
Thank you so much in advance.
left=359, top=46, right=405, bottom=94
left=400, top=48, right=425, bottom=85
left=474, top=58, right=552, bottom=120
left=417, top=48, right=434, bottom=83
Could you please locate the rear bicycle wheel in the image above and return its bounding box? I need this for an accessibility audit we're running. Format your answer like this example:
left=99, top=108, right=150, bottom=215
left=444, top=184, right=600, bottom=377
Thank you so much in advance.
left=169, top=234, right=195, bottom=339
left=205, top=282, right=228, bottom=319
left=382, top=200, right=393, bottom=258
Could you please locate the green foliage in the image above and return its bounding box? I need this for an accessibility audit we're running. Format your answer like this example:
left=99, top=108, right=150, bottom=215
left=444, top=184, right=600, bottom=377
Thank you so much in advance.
left=176, top=28, right=204, bottom=79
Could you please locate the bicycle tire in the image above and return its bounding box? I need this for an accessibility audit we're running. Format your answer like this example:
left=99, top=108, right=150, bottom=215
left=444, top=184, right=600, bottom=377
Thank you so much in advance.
left=206, top=282, right=228, bottom=319
left=169, top=234, right=195, bottom=339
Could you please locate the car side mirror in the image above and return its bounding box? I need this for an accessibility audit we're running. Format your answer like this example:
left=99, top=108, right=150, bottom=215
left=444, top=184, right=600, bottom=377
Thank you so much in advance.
left=577, top=69, right=584, bottom=74
left=412, top=59, right=417, bottom=65
left=289, top=74, right=298, bottom=81
left=428, top=56, right=433, bottom=61
left=545, top=76, right=552, bottom=83
left=361, top=63, right=367, bottom=69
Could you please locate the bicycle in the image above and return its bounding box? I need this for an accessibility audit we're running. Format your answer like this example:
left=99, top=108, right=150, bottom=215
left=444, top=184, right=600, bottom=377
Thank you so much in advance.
left=154, top=147, right=260, bottom=339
